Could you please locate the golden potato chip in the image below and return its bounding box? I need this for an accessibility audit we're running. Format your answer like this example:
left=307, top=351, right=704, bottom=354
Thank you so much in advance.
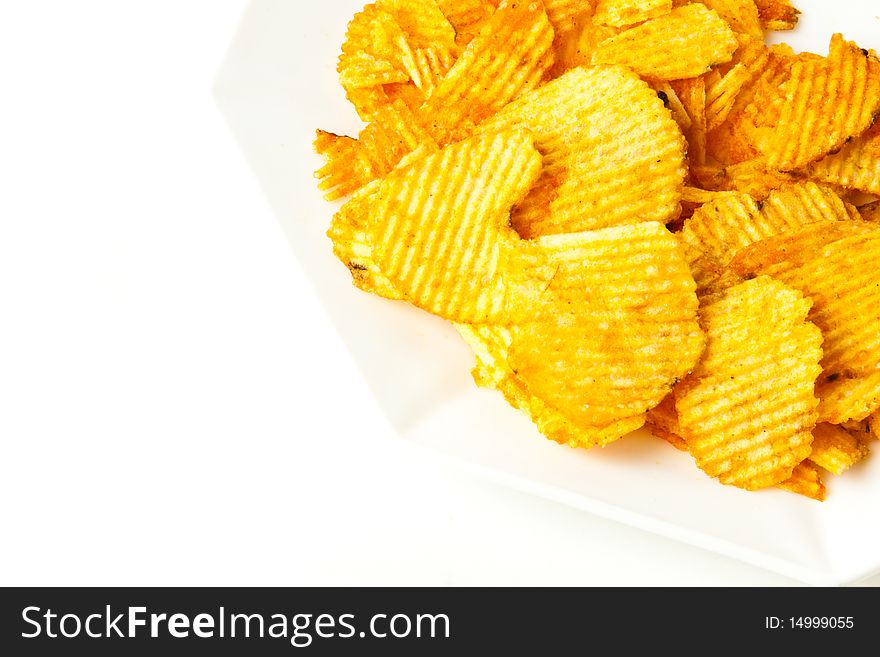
left=316, top=1, right=555, bottom=199
left=808, top=122, right=880, bottom=196
left=671, top=77, right=707, bottom=167
left=457, top=323, right=648, bottom=449
left=681, top=183, right=855, bottom=271
left=674, top=276, right=823, bottom=490
left=705, top=62, right=752, bottom=131
left=315, top=100, right=436, bottom=200
left=328, top=180, right=404, bottom=300
left=592, top=4, right=738, bottom=80
left=692, top=158, right=795, bottom=198
left=593, top=0, right=672, bottom=27
left=437, top=0, right=495, bottom=46
left=809, top=423, right=869, bottom=475
left=730, top=221, right=880, bottom=388
left=507, top=223, right=704, bottom=435
left=687, top=0, right=761, bottom=38
left=777, top=461, right=826, bottom=501
left=754, top=0, right=799, bottom=31
left=747, top=35, right=880, bottom=171
left=554, top=14, right=621, bottom=73
left=475, top=66, right=685, bottom=238
left=646, top=394, right=687, bottom=450
left=652, top=81, right=691, bottom=132
left=419, top=0, right=556, bottom=144
left=706, top=40, right=793, bottom=164
left=366, top=130, right=546, bottom=323
left=816, top=372, right=880, bottom=425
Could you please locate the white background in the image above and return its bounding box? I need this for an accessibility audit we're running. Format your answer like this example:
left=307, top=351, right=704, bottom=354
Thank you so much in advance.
left=1, top=1, right=877, bottom=586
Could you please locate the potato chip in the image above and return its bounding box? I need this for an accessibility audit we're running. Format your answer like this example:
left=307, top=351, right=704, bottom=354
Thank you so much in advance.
left=592, top=4, right=738, bottom=80
left=328, top=180, right=404, bottom=300
left=316, top=1, right=555, bottom=199
left=809, top=423, right=869, bottom=475
left=476, top=66, right=685, bottom=238
left=315, top=100, right=436, bottom=200
left=419, top=0, right=556, bottom=144
left=808, top=122, right=880, bottom=197
left=593, top=0, right=672, bottom=28
left=457, top=323, right=648, bottom=448
left=368, top=130, right=543, bottom=323
left=437, top=0, right=495, bottom=46
left=507, top=223, right=704, bottom=435
left=690, top=0, right=762, bottom=39
left=777, top=461, right=826, bottom=501
left=646, top=393, right=687, bottom=450
left=652, top=81, right=691, bottom=132
left=754, top=0, right=799, bottom=31
left=674, top=276, right=823, bottom=490
left=705, top=62, right=752, bottom=131
left=692, top=158, right=795, bottom=198
left=816, top=372, right=880, bottom=425
left=730, top=221, right=880, bottom=388
left=377, top=0, right=459, bottom=48
left=671, top=76, right=707, bottom=167
left=747, top=35, right=880, bottom=171
left=554, top=13, right=621, bottom=73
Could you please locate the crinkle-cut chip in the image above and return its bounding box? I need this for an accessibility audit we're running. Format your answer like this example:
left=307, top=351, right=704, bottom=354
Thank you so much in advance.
left=368, top=130, right=544, bottom=324
left=338, top=51, right=411, bottom=90
left=328, top=181, right=404, bottom=300
left=849, top=410, right=880, bottom=441
left=646, top=394, right=687, bottom=450
left=816, top=372, right=880, bottom=425
left=810, top=422, right=870, bottom=475
left=314, top=101, right=436, bottom=200
left=437, top=0, right=495, bottom=46
left=420, top=0, right=556, bottom=145
left=675, top=276, right=823, bottom=490
left=705, top=62, right=753, bottom=131
left=671, top=77, right=707, bottom=167
left=808, top=123, right=880, bottom=196
left=706, top=41, right=794, bottom=165
left=860, top=201, right=880, bottom=223
left=508, top=223, right=705, bottom=433
left=593, top=0, right=671, bottom=27
left=754, top=0, right=799, bottom=31
left=681, top=181, right=854, bottom=271
left=477, top=66, right=685, bottom=238
left=543, top=0, right=590, bottom=36
left=692, top=158, right=795, bottom=198
left=687, top=0, right=762, bottom=38
left=318, top=1, right=554, bottom=198
left=456, top=324, right=648, bottom=448
left=376, top=0, right=458, bottom=49
left=554, top=14, right=620, bottom=73
left=730, top=221, right=880, bottom=390
left=747, top=35, right=880, bottom=171
left=777, top=461, right=826, bottom=501
left=651, top=81, right=691, bottom=131
left=809, top=423, right=870, bottom=475
left=591, top=4, right=738, bottom=80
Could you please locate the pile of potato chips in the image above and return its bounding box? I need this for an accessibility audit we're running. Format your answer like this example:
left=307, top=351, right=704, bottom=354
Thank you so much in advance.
left=315, top=0, right=880, bottom=500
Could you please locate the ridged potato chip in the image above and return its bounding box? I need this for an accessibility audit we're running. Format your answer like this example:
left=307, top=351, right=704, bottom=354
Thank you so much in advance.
left=690, top=0, right=762, bottom=39
left=816, top=372, right=880, bottom=425
left=675, top=276, right=823, bottom=490
left=316, top=0, right=555, bottom=199
left=671, top=76, right=707, bottom=167
left=777, top=461, right=826, bottom=501
left=692, top=157, right=795, bottom=198
left=437, top=0, right=495, bottom=46
left=730, top=221, right=880, bottom=388
left=367, top=130, right=542, bottom=323
left=746, top=35, right=880, bottom=171
left=808, top=123, right=880, bottom=196
left=593, top=0, right=672, bottom=27
left=592, top=4, right=738, bottom=80
left=754, top=0, right=799, bottom=31
left=508, top=223, right=704, bottom=436
left=476, top=66, right=686, bottom=238
left=457, top=324, right=648, bottom=448
left=809, top=423, right=869, bottom=476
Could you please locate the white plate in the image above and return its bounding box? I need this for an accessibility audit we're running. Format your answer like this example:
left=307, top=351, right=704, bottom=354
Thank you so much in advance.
left=215, top=0, right=880, bottom=585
